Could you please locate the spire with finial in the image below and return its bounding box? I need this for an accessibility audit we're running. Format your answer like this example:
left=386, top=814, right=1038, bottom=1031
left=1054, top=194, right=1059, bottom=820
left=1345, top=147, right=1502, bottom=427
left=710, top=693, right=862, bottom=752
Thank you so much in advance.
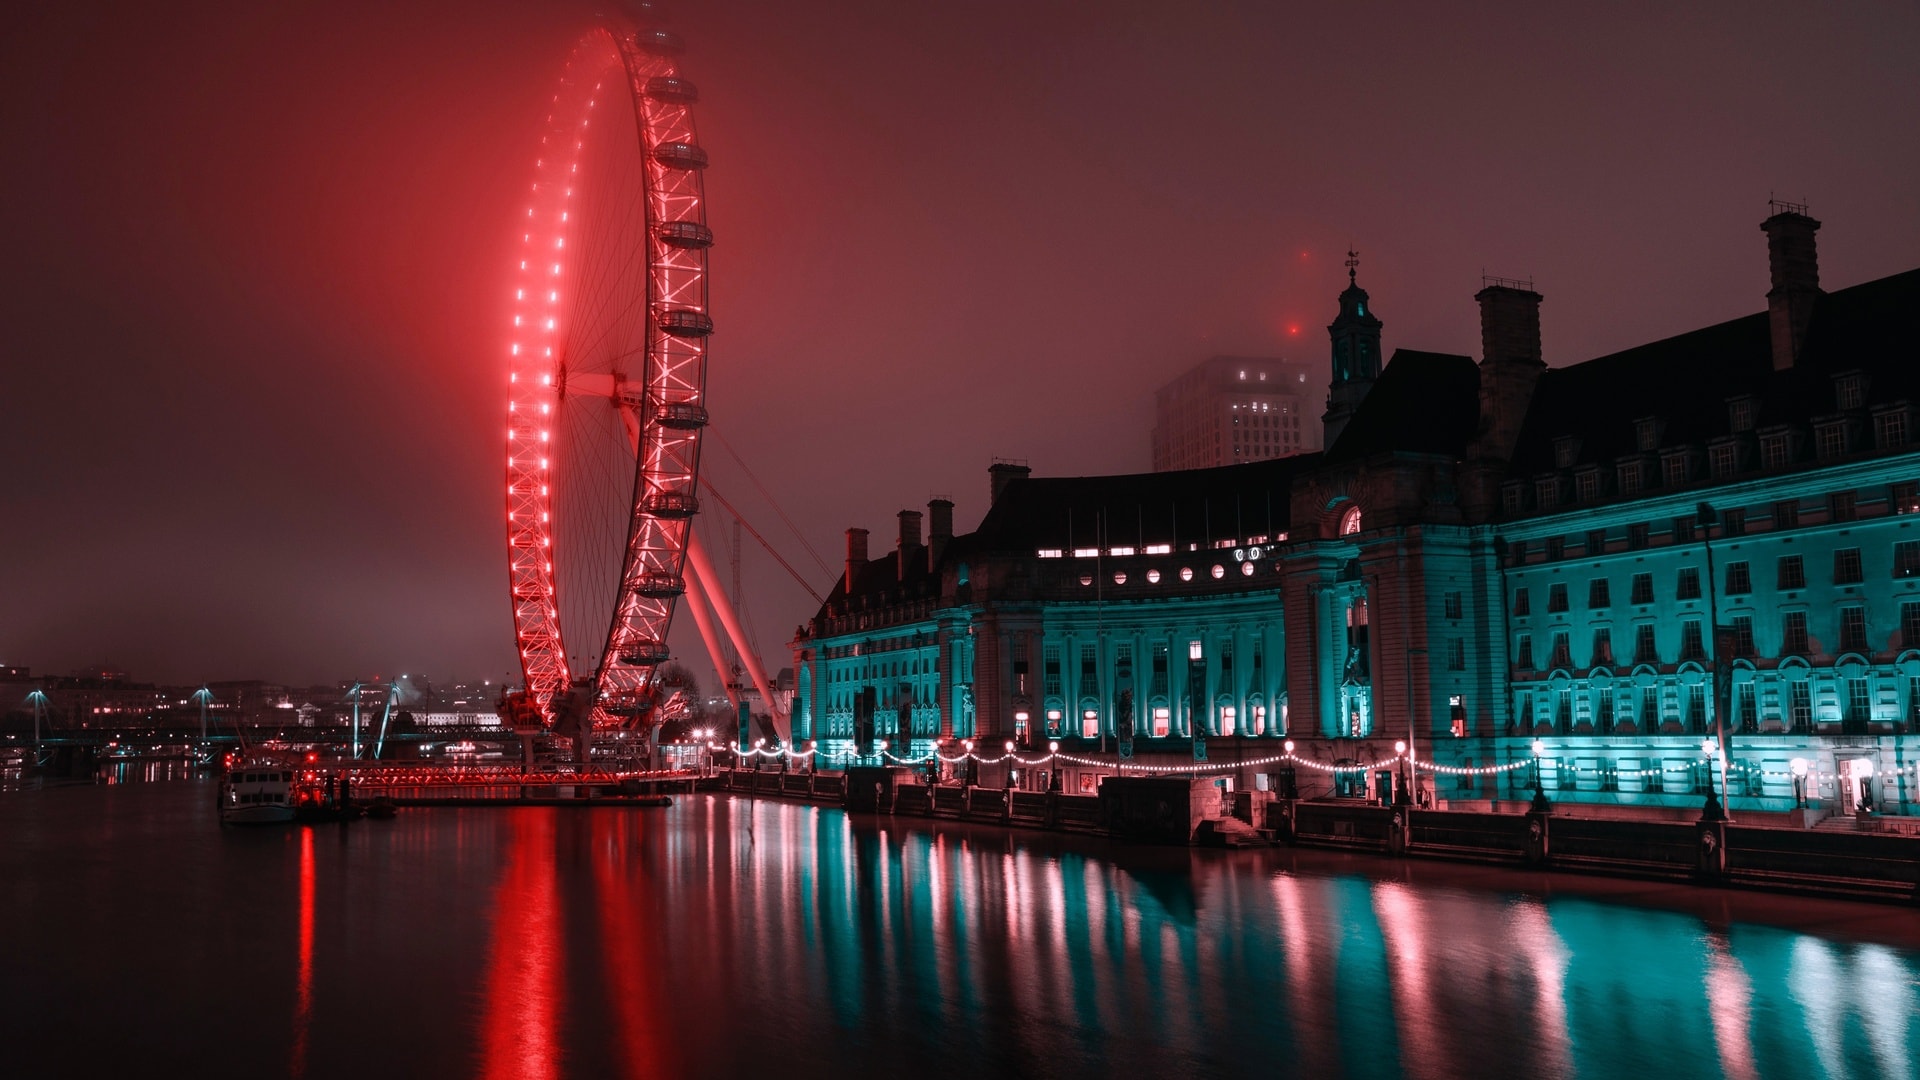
left=1346, top=247, right=1359, bottom=286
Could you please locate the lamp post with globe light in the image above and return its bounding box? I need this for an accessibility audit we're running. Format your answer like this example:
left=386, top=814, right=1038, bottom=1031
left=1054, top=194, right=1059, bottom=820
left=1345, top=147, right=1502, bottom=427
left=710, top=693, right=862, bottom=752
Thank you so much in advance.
left=1530, top=738, right=1551, bottom=812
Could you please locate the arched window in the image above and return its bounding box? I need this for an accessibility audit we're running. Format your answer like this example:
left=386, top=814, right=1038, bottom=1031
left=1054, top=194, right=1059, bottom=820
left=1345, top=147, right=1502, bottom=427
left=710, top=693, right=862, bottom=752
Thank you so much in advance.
left=1339, top=505, right=1363, bottom=536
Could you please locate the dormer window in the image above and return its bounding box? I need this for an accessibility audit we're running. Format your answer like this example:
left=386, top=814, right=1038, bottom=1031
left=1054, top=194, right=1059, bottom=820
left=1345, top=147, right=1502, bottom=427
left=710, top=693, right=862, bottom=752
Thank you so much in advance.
left=1618, top=459, right=1645, bottom=496
left=1709, top=441, right=1740, bottom=479
left=1633, top=417, right=1660, bottom=451
left=1814, top=420, right=1850, bottom=461
left=1502, top=483, right=1525, bottom=515
left=1875, top=406, right=1911, bottom=449
left=1574, top=469, right=1601, bottom=502
left=1661, top=451, right=1690, bottom=487
left=1759, top=430, right=1792, bottom=469
left=1727, top=396, right=1756, bottom=433
left=1553, top=435, right=1580, bottom=469
left=1835, top=372, right=1866, bottom=410
left=1535, top=477, right=1560, bottom=512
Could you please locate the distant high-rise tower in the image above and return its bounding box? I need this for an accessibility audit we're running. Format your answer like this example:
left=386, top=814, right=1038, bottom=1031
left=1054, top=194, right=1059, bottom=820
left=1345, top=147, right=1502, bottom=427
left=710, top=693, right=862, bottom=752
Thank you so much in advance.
left=1151, top=355, right=1319, bottom=471
left=1321, top=250, right=1383, bottom=449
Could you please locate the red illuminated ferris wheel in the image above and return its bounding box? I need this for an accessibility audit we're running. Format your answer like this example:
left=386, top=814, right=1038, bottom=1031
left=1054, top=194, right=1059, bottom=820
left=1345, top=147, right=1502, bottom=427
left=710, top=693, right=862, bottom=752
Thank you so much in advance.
left=503, top=8, right=713, bottom=727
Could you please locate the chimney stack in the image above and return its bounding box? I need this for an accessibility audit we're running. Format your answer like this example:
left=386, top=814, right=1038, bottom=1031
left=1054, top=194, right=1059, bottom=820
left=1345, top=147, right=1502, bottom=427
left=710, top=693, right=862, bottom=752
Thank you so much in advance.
left=844, top=528, right=869, bottom=593
left=927, top=498, right=954, bottom=569
left=896, top=510, right=923, bottom=580
left=988, top=460, right=1031, bottom=504
left=1762, top=202, right=1821, bottom=371
left=1470, top=280, right=1546, bottom=464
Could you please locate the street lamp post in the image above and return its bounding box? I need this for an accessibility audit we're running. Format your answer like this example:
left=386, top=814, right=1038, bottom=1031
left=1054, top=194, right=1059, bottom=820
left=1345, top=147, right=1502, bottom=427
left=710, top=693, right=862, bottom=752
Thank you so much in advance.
left=1403, top=647, right=1427, bottom=808
left=1699, top=736, right=1726, bottom=822
left=1697, top=502, right=1733, bottom=819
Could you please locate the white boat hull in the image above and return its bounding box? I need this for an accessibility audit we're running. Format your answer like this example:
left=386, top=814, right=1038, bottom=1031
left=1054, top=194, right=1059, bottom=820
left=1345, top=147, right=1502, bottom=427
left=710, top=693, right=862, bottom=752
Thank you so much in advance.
left=222, top=804, right=296, bottom=825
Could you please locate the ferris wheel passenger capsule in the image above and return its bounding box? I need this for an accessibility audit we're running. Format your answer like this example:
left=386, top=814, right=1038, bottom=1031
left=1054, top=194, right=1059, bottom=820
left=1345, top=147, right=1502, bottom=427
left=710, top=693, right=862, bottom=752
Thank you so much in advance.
left=644, top=76, right=699, bottom=105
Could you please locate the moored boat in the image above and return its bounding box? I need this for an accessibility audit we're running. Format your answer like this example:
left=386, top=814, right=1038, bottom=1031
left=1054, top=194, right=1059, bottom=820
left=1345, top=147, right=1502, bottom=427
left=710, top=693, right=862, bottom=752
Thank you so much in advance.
left=218, top=759, right=297, bottom=825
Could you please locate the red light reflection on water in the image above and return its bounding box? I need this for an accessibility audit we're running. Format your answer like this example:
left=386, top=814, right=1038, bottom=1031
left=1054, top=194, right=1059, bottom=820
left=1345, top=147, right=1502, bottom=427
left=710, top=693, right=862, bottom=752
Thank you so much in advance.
left=595, top=815, right=676, bottom=1078
left=291, top=827, right=314, bottom=1079
left=480, top=811, right=564, bottom=1080
left=1705, top=934, right=1758, bottom=1080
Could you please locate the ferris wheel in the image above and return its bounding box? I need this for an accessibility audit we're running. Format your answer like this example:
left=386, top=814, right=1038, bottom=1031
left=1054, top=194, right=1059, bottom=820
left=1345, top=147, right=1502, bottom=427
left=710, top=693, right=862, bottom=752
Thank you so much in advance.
left=503, top=7, right=714, bottom=728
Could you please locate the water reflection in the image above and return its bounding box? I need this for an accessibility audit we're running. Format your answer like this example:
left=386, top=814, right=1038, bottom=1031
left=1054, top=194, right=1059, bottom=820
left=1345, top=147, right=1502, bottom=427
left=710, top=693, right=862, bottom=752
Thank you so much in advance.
left=4, top=785, right=1919, bottom=1080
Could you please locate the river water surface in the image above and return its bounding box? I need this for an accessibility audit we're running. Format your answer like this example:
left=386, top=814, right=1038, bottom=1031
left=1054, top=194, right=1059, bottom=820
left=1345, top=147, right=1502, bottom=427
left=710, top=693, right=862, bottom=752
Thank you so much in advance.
left=3, top=780, right=1917, bottom=1079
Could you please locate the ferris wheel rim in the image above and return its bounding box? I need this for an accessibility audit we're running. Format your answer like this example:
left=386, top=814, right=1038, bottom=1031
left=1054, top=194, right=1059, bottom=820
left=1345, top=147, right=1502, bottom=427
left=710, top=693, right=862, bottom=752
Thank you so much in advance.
left=503, top=17, right=712, bottom=725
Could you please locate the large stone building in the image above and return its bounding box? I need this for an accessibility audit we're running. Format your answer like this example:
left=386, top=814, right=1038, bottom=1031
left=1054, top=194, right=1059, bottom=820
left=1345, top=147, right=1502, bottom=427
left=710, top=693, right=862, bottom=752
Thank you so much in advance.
left=793, top=205, right=1920, bottom=815
left=1151, top=355, right=1320, bottom=471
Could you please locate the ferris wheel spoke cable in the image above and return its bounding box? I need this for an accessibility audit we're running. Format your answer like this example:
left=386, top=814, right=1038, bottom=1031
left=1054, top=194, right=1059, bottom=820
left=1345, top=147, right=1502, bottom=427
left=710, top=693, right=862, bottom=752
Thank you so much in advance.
left=708, top=424, right=835, bottom=579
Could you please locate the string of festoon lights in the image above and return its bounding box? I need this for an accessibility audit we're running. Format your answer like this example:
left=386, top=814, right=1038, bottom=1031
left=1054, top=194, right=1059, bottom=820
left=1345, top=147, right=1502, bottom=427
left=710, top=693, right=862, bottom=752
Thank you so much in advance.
left=711, top=738, right=1919, bottom=784
left=714, top=739, right=1548, bottom=777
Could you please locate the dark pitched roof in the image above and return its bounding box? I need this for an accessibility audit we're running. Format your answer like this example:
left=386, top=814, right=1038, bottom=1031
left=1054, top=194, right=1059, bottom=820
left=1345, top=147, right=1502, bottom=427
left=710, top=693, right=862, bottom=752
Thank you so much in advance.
left=1509, top=268, right=1920, bottom=474
left=1322, top=350, right=1482, bottom=464
left=955, top=454, right=1320, bottom=559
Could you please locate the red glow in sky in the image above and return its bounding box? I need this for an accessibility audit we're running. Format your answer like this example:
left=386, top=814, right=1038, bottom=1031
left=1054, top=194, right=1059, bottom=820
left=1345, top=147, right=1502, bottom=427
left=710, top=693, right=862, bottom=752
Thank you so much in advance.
left=3, top=0, right=1919, bottom=684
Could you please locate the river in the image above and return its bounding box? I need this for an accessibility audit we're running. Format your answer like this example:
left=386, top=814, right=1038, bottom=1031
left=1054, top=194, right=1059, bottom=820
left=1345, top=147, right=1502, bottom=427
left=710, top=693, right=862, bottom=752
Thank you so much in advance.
left=2, top=780, right=1916, bottom=1079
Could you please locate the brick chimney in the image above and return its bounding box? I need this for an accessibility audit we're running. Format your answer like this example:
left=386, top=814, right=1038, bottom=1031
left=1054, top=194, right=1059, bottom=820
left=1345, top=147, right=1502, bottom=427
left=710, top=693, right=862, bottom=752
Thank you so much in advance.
left=844, top=528, right=869, bottom=594
left=926, top=498, right=954, bottom=569
left=988, top=461, right=1031, bottom=504
left=1762, top=203, right=1821, bottom=371
left=1470, top=281, right=1546, bottom=464
left=896, top=510, right=923, bottom=580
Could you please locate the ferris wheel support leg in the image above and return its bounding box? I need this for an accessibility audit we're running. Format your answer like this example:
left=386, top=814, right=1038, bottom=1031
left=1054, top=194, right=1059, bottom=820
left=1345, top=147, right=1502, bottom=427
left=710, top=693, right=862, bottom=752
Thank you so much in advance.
left=686, top=531, right=789, bottom=745
left=681, top=567, right=741, bottom=713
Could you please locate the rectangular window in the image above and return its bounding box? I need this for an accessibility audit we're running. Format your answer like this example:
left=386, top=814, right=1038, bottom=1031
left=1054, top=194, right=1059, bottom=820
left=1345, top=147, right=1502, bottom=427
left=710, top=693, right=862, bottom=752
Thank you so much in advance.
left=1080, top=644, right=1098, bottom=681
left=1831, top=491, right=1857, bottom=523
left=1588, top=578, right=1611, bottom=608
left=1686, top=685, right=1707, bottom=734
left=1674, top=515, right=1696, bottom=542
left=1502, top=485, right=1525, bottom=515
left=1591, top=627, right=1613, bottom=666
left=1515, top=635, right=1534, bottom=669
left=1726, top=561, right=1751, bottom=594
left=1876, top=411, right=1909, bottom=449
left=1535, top=478, right=1560, bottom=511
left=1512, top=587, right=1530, bottom=616
left=1904, top=601, right=1920, bottom=648
left=1664, top=455, right=1689, bottom=486
left=1729, top=398, right=1755, bottom=432
left=1634, top=624, right=1658, bottom=664
left=1891, top=481, right=1919, bottom=515
left=1576, top=472, right=1601, bottom=502
left=1709, top=443, right=1738, bottom=478
left=1444, top=591, right=1463, bottom=620
left=1732, top=615, right=1755, bottom=658
left=1846, top=678, right=1871, bottom=730
left=1447, top=638, right=1465, bottom=671
left=1635, top=418, right=1659, bottom=451
left=1775, top=500, right=1800, bottom=529
left=1895, top=541, right=1920, bottom=578
left=1619, top=461, right=1645, bottom=496
left=1152, top=706, right=1170, bottom=737
left=1680, top=620, right=1705, bottom=661
left=1816, top=424, right=1846, bottom=460
left=1630, top=572, right=1654, bottom=605
left=1761, top=435, right=1790, bottom=469
left=1509, top=540, right=1528, bottom=565
left=1782, top=611, right=1810, bottom=656
left=1676, top=567, right=1701, bottom=600
left=1547, top=583, right=1569, bottom=613
left=1643, top=686, right=1661, bottom=732
left=1837, top=375, right=1865, bottom=410
left=1778, top=554, right=1805, bottom=590
left=1597, top=688, right=1615, bottom=731
left=1834, top=547, right=1863, bottom=585
left=1550, top=632, right=1571, bottom=669
left=1627, top=523, right=1649, bottom=550
left=1840, top=606, right=1867, bottom=653
left=1790, top=682, right=1812, bottom=733
left=1737, top=683, right=1757, bottom=733
left=1586, top=528, right=1607, bottom=555
left=1723, top=508, right=1746, bottom=537
left=1043, top=647, right=1062, bottom=696
left=1544, top=536, right=1564, bottom=561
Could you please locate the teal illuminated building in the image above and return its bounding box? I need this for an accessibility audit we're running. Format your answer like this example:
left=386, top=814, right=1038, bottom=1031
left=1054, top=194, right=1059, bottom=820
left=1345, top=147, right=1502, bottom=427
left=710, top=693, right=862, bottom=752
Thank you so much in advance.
left=793, top=205, right=1920, bottom=815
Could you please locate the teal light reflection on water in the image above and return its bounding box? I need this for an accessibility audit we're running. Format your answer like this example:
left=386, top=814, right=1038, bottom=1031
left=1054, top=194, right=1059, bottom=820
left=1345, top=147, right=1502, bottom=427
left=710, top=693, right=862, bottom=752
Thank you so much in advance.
left=5, top=784, right=1920, bottom=1080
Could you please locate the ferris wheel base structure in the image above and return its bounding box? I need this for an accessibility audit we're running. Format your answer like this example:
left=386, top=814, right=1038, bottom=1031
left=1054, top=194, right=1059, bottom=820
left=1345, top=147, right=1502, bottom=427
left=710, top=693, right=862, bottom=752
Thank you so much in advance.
left=499, top=6, right=787, bottom=757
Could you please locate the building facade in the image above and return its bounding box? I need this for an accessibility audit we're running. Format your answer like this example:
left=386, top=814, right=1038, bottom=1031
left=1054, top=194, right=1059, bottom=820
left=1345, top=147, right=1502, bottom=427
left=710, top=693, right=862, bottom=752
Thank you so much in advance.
left=1151, top=355, right=1320, bottom=471
left=795, top=206, right=1920, bottom=815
